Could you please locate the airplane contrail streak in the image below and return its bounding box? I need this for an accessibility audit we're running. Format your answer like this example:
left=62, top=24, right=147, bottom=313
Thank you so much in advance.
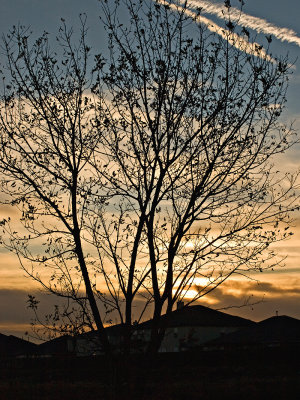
left=183, top=0, right=300, bottom=47
left=156, top=0, right=275, bottom=62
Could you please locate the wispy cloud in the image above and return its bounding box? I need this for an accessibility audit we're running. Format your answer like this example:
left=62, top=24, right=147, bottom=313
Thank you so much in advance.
left=157, top=0, right=275, bottom=61
left=195, top=278, right=300, bottom=321
left=183, top=0, right=300, bottom=47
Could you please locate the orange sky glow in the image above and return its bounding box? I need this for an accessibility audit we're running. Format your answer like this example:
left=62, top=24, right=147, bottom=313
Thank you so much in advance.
left=0, top=0, right=300, bottom=338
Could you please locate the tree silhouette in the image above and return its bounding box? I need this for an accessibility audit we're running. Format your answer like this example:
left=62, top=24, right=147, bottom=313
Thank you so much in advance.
left=0, top=0, right=298, bottom=354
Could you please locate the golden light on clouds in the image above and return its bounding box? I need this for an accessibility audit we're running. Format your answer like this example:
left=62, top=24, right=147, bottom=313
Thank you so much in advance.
left=0, top=0, right=299, bottom=340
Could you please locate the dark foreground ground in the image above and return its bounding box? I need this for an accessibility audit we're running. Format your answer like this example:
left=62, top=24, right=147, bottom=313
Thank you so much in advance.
left=1, top=347, right=300, bottom=400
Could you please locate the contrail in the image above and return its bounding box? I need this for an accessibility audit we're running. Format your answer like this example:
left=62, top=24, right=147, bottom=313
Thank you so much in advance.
left=156, top=0, right=275, bottom=62
left=183, top=0, right=300, bottom=47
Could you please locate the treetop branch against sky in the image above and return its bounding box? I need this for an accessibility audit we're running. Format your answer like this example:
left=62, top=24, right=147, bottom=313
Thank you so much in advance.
left=0, top=0, right=299, bottom=343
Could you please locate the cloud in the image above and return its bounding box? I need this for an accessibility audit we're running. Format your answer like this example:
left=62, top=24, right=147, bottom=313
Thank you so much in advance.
left=0, top=289, right=33, bottom=324
left=183, top=0, right=300, bottom=47
left=2, top=276, right=300, bottom=340
left=222, top=279, right=300, bottom=295
left=205, top=278, right=300, bottom=299
left=195, top=278, right=300, bottom=321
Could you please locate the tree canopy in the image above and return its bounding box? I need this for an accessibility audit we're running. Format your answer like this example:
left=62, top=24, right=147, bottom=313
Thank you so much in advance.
left=0, top=0, right=299, bottom=353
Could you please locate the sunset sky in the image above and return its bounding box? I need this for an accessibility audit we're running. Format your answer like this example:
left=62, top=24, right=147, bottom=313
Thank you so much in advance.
left=0, top=0, right=300, bottom=338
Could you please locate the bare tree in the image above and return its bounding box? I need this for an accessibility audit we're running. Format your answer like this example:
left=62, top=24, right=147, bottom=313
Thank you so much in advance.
left=95, top=0, right=299, bottom=351
left=0, top=0, right=299, bottom=354
left=0, top=17, right=112, bottom=353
